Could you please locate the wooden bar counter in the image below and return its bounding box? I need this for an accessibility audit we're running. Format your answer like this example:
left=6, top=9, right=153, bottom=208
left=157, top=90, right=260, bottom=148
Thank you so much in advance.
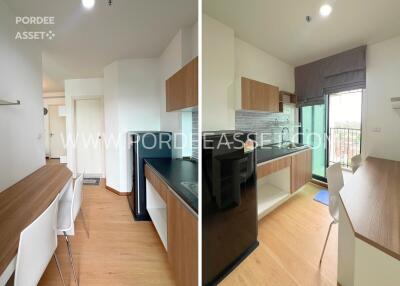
left=338, top=157, right=400, bottom=286
left=0, top=164, right=72, bottom=282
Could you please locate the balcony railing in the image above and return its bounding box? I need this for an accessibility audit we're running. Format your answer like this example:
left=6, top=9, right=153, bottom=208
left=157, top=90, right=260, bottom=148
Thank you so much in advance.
left=329, top=127, right=361, bottom=169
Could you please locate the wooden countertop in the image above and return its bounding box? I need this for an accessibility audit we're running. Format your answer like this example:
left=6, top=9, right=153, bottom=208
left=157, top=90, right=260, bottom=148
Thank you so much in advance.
left=0, top=164, right=72, bottom=275
left=339, top=157, right=400, bottom=260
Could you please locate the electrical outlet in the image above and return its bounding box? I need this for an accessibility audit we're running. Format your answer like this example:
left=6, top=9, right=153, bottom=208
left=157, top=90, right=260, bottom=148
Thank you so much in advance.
left=372, top=127, right=381, bottom=133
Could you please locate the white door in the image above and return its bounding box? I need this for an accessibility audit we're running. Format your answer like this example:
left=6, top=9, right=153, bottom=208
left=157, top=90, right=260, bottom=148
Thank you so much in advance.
left=48, top=105, right=66, bottom=158
left=75, top=99, right=104, bottom=177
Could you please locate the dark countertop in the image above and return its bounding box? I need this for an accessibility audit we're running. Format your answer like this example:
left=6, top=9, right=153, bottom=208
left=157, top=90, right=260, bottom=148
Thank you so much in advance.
left=257, top=144, right=310, bottom=164
left=144, top=158, right=198, bottom=213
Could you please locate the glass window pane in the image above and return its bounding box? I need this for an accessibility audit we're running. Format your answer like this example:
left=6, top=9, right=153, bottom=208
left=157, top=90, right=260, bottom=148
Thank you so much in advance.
left=301, top=104, right=326, bottom=178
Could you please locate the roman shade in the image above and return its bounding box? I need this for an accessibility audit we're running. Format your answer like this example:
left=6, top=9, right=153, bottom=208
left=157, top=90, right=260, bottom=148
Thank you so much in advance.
left=295, top=46, right=366, bottom=107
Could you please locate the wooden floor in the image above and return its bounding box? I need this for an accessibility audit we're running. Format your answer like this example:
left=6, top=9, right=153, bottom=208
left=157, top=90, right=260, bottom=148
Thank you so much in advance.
left=46, top=158, right=61, bottom=165
left=39, top=180, right=176, bottom=286
left=38, top=166, right=336, bottom=286
left=220, top=183, right=338, bottom=286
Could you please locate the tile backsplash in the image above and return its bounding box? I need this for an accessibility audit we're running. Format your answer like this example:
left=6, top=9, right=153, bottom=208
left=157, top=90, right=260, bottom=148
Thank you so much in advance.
left=235, top=110, right=291, bottom=146
left=192, top=111, right=198, bottom=159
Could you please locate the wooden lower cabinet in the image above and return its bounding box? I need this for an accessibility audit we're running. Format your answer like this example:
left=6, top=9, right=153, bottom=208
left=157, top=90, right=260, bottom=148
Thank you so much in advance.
left=291, top=149, right=312, bottom=193
left=257, top=156, right=292, bottom=179
left=145, top=165, right=198, bottom=285
left=256, top=149, right=312, bottom=193
left=145, top=165, right=167, bottom=201
left=167, top=191, right=198, bottom=286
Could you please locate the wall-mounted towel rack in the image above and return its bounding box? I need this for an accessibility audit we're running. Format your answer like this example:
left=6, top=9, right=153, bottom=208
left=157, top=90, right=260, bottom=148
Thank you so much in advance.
left=391, top=97, right=400, bottom=109
left=0, top=99, right=21, bottom=106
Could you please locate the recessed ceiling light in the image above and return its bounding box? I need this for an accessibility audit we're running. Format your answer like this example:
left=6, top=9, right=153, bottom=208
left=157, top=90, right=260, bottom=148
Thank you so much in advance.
left=82, top=0, right=95, bottom=10
left=320, top=4, right=332, bottom=17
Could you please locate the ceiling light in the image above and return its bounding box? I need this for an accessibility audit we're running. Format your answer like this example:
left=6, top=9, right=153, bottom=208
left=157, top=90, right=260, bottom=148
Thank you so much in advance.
left=319, top=4, right=332, bottom=17
left=82, top=0, right=95, bottom=10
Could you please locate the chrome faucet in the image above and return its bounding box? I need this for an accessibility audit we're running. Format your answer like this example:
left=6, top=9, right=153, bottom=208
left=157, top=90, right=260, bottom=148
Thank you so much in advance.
left=281, top=127, right=290, bottom=144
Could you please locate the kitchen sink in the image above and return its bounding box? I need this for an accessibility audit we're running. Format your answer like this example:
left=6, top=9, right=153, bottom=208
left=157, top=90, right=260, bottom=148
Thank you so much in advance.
left=181, top=181, right=198, bottom=196
left=273, top=142, right=306, bottom=150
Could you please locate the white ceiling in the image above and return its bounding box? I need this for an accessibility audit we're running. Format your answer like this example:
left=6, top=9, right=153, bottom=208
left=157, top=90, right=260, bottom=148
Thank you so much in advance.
left=204, top=0, right=400, bottom=66
left=6, top=0, right=197, bottom=92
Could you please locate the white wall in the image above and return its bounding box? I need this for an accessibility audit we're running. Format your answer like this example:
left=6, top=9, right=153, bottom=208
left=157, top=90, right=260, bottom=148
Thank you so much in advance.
left=182, top=23, right=199, bottom=66
left=103, top=23, right=198, bottom=193
left=363, top=35, right=400, bottom=161
left=235, top=38, right=294, bottom=93
left=103, top=63, right=120, bottom=191
left=64, top=78, right=104, bottom=177
left=0, top=1, right=45, bottom=191
left=159, top=31, right=183, bottom=150
left=202, top=15, right=295, bottom=131
left=159, top=24, right=199, bottom=134
left=202, top=15, right=235, bottom=131
left=159, top=27, right=198, bottom=158
left=104, top=59, right=161, bottom=193
left=191, top=22, right=198, bottom=62
left=118, top=59, right=161, bottom=193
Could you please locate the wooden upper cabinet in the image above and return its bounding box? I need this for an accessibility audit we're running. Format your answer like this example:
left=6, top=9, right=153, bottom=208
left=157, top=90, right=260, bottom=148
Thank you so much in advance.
left=291, top=149, right=312, bottom=193
left=240, top=77, right=279, bottom=112
left=166, top=57, right=198, bottom=112
left=167, top=191, right=198, bottom=286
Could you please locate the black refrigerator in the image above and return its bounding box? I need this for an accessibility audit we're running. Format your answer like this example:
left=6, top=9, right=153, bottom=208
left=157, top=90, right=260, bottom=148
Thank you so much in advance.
left=202, top=131, right=258, bottom=285
left=128, top=131, right=172, bottom=221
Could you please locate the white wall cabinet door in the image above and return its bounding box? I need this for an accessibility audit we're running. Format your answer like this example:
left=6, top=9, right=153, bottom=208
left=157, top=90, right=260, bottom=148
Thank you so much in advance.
left=48, top=105, right=66, bottom=158
left=75, top=98, right=104, bottom=177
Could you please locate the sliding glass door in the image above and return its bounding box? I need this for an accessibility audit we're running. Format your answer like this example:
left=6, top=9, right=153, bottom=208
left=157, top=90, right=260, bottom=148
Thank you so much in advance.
left=300, top=104, right=327, bottom=181
left=328, top=90, right=362, bottom=168
left=299, top=89, right=363, bottom=182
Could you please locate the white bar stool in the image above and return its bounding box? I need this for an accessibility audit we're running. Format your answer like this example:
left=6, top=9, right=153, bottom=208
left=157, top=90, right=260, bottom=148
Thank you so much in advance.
left=319, top=162, right=343, bottom=266
left=57, top=173, right=85, bottom=286
left=14, top=195, right=65, bottom=286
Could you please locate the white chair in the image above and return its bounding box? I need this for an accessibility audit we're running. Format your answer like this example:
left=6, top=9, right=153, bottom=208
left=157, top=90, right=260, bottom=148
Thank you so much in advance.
left=351, top=154, right=362, bottom=173
left=57, top=173, right=85, bottom=286
left=14, top=195, right=65, bottom=286
left=319, top=163, right=343, bottom=266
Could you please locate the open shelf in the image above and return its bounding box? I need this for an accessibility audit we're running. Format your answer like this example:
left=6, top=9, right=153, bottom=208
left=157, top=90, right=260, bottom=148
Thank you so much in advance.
left=146, top=180, right=168, bottom=250
left=147, top=207, right=167, bottom=249
left=279, top=91, right=297, bottom=112
left=257, top=176, right=290, bottom=220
